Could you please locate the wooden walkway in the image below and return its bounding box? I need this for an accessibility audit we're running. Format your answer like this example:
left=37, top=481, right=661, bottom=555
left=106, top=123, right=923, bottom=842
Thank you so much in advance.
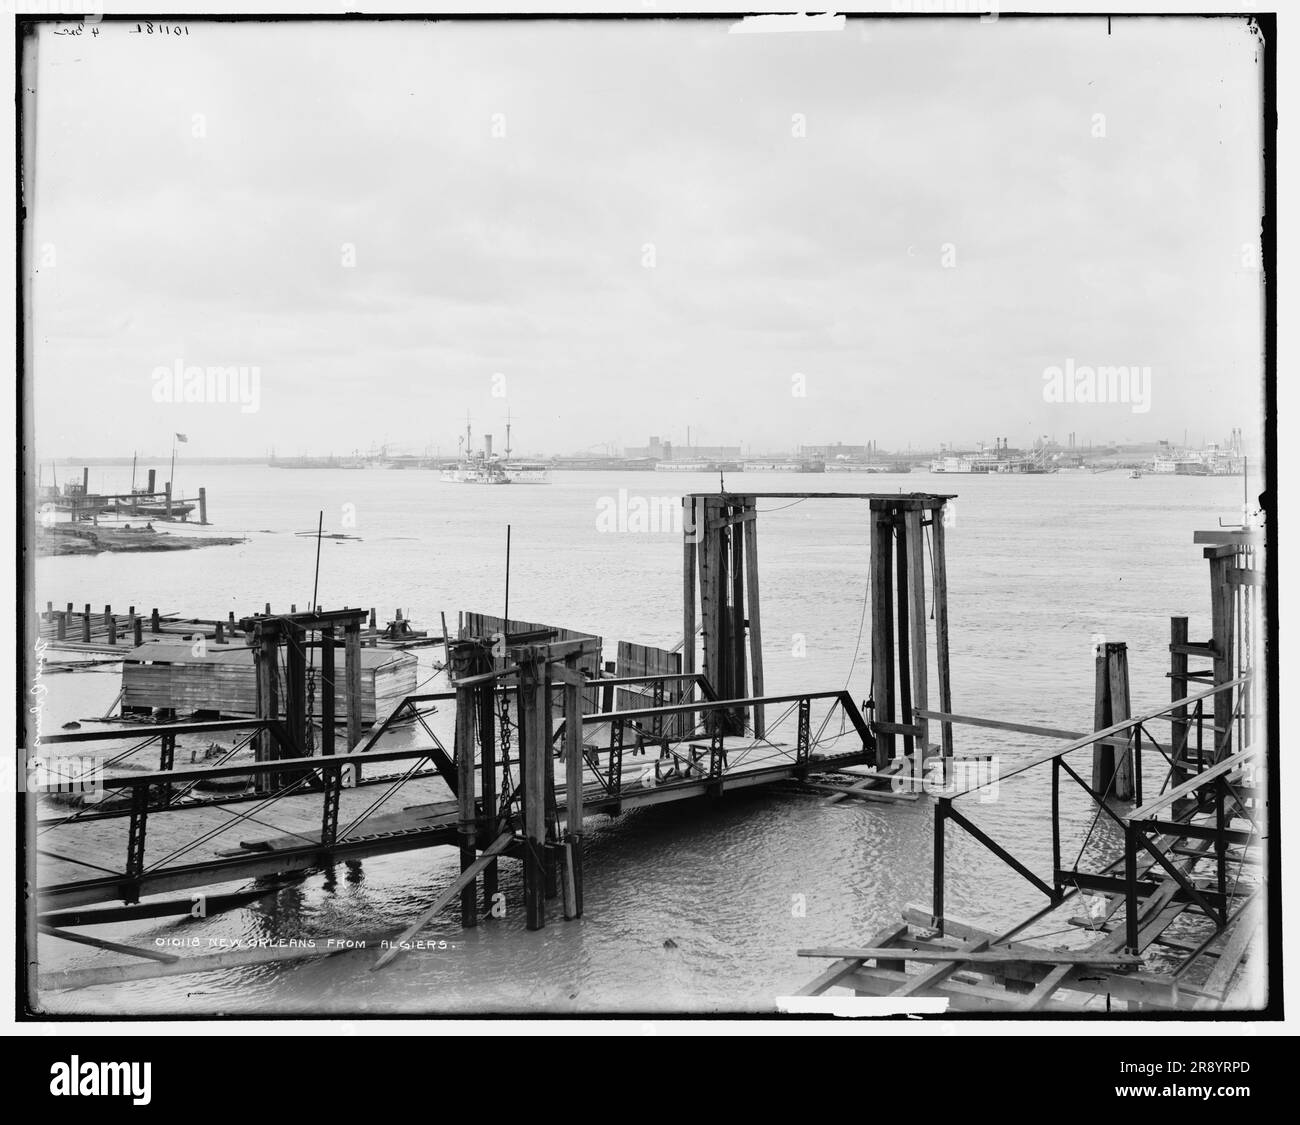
left=36, top=729, right=870, bottom=911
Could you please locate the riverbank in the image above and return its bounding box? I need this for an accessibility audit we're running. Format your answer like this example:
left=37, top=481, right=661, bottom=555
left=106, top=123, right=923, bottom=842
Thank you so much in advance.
left=37, top=523, right=246, bottom=557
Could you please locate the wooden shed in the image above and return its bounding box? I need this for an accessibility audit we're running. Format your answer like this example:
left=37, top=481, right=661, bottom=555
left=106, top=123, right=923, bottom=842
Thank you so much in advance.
left=121, top=640, right=417, bottom=723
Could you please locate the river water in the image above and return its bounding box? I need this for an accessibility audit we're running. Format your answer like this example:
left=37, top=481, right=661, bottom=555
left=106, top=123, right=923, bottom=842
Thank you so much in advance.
left=30, top=464, right=1253, bottom=1014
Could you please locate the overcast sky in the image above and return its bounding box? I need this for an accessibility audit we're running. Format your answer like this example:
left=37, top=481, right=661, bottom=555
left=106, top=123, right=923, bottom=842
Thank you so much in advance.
left=28, top=16, right=1264, bottom=459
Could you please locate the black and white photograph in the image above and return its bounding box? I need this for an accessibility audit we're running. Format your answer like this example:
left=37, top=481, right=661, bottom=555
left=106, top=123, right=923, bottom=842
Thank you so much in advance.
left=10, top=1, right=1288, bottom=1049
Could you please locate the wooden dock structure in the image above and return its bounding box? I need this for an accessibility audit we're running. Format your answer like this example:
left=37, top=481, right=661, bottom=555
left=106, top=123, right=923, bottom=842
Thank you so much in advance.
left=33, top=491, right=959, bottom=988
left=38, top=465, right=209, bottom=523
left=795, top=525, right=1267, bottom=1012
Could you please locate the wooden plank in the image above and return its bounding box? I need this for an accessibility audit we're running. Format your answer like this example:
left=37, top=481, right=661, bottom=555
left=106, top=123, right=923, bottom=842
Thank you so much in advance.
left=1193, top=529, right=1262, bottom=546
left=372, top=831, right=514, bottom=970
left=798, top=947, right=1140, bottom=967
left=1129, top=748, right=1255, bottom=820
left=1227, top=568, right=1264, bottom=587
left=803, top=781, right=919, bottom=803
left=39, top=924, right=181, bottom=964
left=1196, top=901, right=1262, bottom=1005
left=794, top=921, right=909, bottom=995
left=841, top=966, right=1083, bottom=1012
left=685, top=492, right=955, bottom=503
left=893, top=937, right=989, bottom=998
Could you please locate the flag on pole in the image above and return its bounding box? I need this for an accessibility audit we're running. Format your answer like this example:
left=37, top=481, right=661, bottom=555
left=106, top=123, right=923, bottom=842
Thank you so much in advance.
left=175, top=433, right=188, bottom=443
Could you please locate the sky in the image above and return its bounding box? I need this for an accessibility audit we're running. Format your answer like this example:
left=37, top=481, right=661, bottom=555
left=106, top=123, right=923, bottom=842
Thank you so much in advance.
left=26, top=15, right=1266, bottom=459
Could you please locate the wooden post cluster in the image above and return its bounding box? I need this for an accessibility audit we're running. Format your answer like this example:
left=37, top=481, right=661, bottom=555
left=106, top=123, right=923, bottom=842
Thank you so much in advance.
left=682, top=494, right=764, bottom=737
left=238, top=607, right=370, bottom=790
left=1193, top=529, right=1263, bottom=761
left=866, top=497, right=953, bottom=771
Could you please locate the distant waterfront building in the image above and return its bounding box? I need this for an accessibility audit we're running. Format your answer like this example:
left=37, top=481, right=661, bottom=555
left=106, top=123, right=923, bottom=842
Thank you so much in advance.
left=799, top=442, right=872, bottom=460
left=624, top=435, right=738, bottom=461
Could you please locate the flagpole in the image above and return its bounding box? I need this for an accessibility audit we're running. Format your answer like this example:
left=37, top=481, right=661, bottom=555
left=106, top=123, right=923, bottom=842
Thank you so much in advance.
left=170, top=434, right=177, bottom=498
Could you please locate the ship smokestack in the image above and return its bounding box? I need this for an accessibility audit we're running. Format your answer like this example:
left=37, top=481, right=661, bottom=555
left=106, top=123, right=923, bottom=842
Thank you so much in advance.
left=485, top=433, right=494, bottom=458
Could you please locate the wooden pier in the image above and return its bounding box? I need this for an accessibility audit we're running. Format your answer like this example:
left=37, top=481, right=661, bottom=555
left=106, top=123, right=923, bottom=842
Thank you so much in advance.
left=34, top=491, right=955, bottom=987
left=794, top=525, right=1267, bottom=1012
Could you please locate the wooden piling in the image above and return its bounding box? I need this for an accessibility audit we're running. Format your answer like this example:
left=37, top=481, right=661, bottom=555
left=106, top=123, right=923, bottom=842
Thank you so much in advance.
left=699, top=497, right=720, bottom=725
left=564, top=655, right=584, bottom=918
left=931, top=504, right=953, bottom=759
left=165, top=482, right=172, bottom=518
left=1091, top=642, right=1134, bottom=800
left=904, top=510, right=930, bottom=757
left=730, top=510, right=747, bottom=730
left=683, top=496, right=698, bottom=734
left=894, top=513, right=913, bottom=758
left=345, top=621, right=363, bottom=757
left=107, top=615, right=117, bottom=645
left=743, top=496, right=766, bottom=739
left=1207, top=555, right=1235, bottom=759
left=254, top=628, right=279, bottom=788
left=198, top=486, right=207, bottom=525
left=81, top=606, right=91, bottom=644
left=542, top=670, right=560, bottom=902
left=455, top=665, right=479, bottom=929
left=521, top=656, right=547, bottom=931
left=151, top=608, right=160, bottom=634
left=214, top=620, right=225, bottom=645
left=56, top=612, right=66, bottom=641
left=869, top=502, right=896, bottom=768
left=320, top=626, right=336, bottom=757
left=477, top=656, right=499, bottom=912
left=1170, top=617, right=1190, bottom=789
left=133, top=615, right=143, bottom=648
left=147, top=469, right=156, bottom=494
left=285, top=624, right=307, bottom=758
